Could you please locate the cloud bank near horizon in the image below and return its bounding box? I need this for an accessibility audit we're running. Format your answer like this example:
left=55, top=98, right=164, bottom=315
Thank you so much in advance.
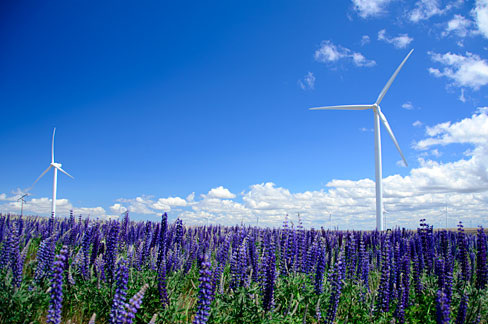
left=2, top=108, right=488, bottom=229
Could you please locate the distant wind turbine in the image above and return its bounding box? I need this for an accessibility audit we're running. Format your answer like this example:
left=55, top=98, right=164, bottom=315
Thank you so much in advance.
left=17, top=193, right=29, bottom=217
left=310, top=49, right=413, bottom=231
left=28, top=128, right=74, bottom=218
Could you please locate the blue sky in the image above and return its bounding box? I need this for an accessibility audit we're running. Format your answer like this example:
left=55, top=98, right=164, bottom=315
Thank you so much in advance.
left=1, top=0, right=488, bottom=229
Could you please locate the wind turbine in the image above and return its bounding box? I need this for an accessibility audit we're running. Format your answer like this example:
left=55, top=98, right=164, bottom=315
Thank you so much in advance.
left=310, top=49, right=413, bottom=231
left=17, top=193, right=29, bottom=217
left=28, top=128, right=74, bottom=218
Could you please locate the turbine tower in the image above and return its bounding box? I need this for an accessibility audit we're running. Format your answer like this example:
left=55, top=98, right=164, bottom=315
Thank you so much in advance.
left=29, top=128, right=74, bottom=218
left=310, top=49, right=413, bottom=231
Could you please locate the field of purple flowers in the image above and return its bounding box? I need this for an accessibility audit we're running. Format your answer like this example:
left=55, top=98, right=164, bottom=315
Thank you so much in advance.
left=0, top=212, right=486, bottom=323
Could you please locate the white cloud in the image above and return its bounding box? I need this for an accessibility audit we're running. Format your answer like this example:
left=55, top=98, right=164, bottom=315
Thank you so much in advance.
left=396, top=160, right=407, bottom=167
left=459, top=88, right=466, bottom=102
left=415, top=107, right=488, bottom=149
left=442, top=14, right=474, bottom=37
left=352, top=0, right=393, bottom=18
left=314, top=41, right=376, bottom=67
left=6, top=111, right=488, bottom=229
left=361, top=35, right=371, bottom=45
left=359, top=127, right=374, bottom=132
left=402, top=102, right=414, bottom=110
left=298, top=72, right=316, bottom=90
left=204, top=186, right=236, bottom=199
left=408, top=0, right=456, bottom=22
left=0, top=195, right=107, bottom=219
left=474, top=0, right=488, bottom=38
left=378, top=29, right=414, bottom=48
left=110, top=203, right=127, bottom=214
left=413, top=120, right=423, bottom=127
left=428, top=51, right=488, bottom=90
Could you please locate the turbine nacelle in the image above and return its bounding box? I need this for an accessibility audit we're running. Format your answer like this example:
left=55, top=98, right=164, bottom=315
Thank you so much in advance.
left=51, top=162, right=62, bottom=168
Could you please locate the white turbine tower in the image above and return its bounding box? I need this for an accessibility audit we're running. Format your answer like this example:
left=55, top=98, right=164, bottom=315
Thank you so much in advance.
left=310, top=49, right=413, bottom=231
left=29, top=128, right=74, bottom=218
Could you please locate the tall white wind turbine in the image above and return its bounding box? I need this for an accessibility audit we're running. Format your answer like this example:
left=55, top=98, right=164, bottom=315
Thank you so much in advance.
left=310, top=49, right=413, bottom=231
left=29, top=128, right=74, bottom=218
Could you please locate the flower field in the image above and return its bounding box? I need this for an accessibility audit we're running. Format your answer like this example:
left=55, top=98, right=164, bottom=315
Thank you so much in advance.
left=0, top=213, right=487, bottom=323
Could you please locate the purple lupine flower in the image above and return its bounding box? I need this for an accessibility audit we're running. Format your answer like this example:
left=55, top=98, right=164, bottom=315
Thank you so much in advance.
left=110, top=258, right=129, bottom=324
left=104, top=221, right=120, bottom=284
left=248, top=236, right=259, bottom=283
left=325, top=251, right=345, bottom=324
left=90, top=226, right=100, bottom=267
left=376, top=235, right=391, bottom=313
left=314, top=241, right=326, bottom=295
left=280, top=215, right=289, bottom=276
left=455, top=293, right=468, bottom=324
left=174, top=218, right=184, bottom=247
left=0, top=224, right=13, bottom=271
left=476, top=226, right=487, bottom=289
left=412, top=239, right=423, bottom=296
left=10, top=224, right=23, bottom=288
left=344, top=233, right=356, bottom=280
left=230, top=238, right=248, bottom=290
left=156, top=213, right=168, bottom=271
left=436, top=289, right=450, bottom=324
left=394, top=274, right=406, bottom=324
left=262, top=239, right=276, bottom=312
left=158, top=254, right=168, bottom=308
left=193, top=255, right=213, bottom=324
left=457, top=222, right=471, bottom=282
left=80, top=226, right=92, bottom=280
left=297, top=213, right=305, bottom=273
left=47, top=246, right=68, bottom=324
left=34, top=235, right=56, bottom=283
left=120, top=284, right=149, bottom=324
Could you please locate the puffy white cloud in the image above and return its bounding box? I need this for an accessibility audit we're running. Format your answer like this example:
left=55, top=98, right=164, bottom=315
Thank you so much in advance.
left=442, top=14, right=474, bottom=37
left=408, top=0, right=456, bottom=22
left=204, top=186, right=236, bottom=199
left=152, top=196, right=187, bottom=211
left=110, top=203, right=127, bottom=214
left=402, top=102, right=414, bottom=110
left=378, top=29, right=414, bottom=49
left=429, top=51, right=488, bottom=90
left=413, top=120, right=423, bottom=127
left=415, top=107, right=488, bottom=149
left=352, top=0, right=393, bottom=18
left=474, top=0, right=488, bottom=38
left=314, top=41, right=376, bottom=67
left=0, top=195, right=107, bottom=219
left=298, top=72, right=316, bottom=90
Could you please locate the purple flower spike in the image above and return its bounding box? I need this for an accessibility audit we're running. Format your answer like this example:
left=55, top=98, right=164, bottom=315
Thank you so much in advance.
left=110, top=258, right=129, bottom=324
left=121, top=283, right=149, bottom=324
left=476, top=226, right=487, bottom=290
left=47, top=246, right=68, bottom=324
left=193, top=255, right=213, bottom=324
left=262, top=239, right=276, bottom=312
left=436, top=289, right=450, bottom=324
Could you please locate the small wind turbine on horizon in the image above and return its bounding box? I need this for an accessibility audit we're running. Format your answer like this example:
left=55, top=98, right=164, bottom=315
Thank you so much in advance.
left=310, top=49, right=414, bottom=231
left=17, top=193, right=29, bottom=217
left=28, top=128, right=74, bottom=218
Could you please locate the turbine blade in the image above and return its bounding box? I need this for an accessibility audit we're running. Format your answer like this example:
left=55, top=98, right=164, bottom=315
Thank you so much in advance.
left=56, top=166, right=74, bottom=179
left=378, top=110, right=408, bottom=166
left=28, top=165, right=52, bottom=191
left=310, top=104, right=373, bottom=111
left=375, top=49, right=414, bottom=105
left=52, top=128, right=56, bottom=163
